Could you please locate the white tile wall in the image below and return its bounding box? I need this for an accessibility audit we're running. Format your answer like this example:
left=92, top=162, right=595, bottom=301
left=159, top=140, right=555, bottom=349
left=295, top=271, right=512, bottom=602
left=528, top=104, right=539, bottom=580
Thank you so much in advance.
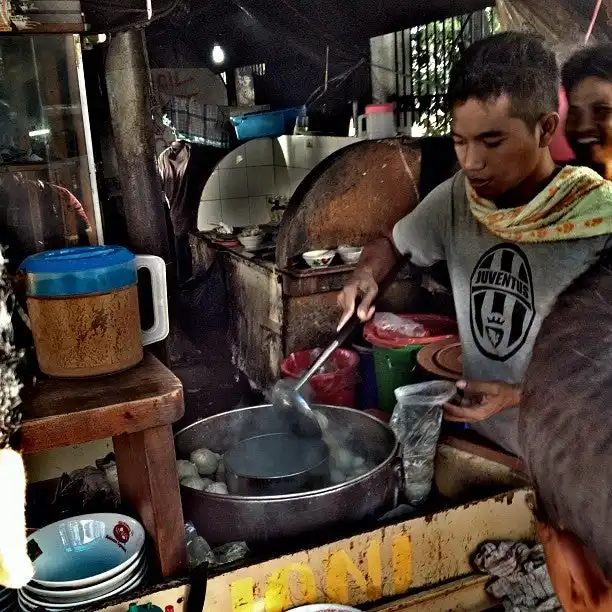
left=249, top=196, right=271, bottom=225
left=222, top=198, right=250, bottom=227
left=218, top=149, right=246, bottom=169
left=247, top=165, right=275, bottom=197
left=288, top=167, right=308, bottom=193
left=245, top=138, right=273, bottom=166
left=273, top=136, right=290, bottom=166
left=274, top=166, right=290, bottom=199
left=197, top=135, right=363, bottom=231
left=200, top=171, right=220, bottom=201
left=219, top=168, right=248, bottom=199
left=197, top=199, right=222, bottom=231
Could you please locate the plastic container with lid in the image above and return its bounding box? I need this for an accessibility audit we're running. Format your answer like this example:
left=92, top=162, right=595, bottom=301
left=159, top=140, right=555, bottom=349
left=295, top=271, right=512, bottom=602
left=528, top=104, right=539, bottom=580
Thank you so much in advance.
left=20, top=246, right=169, bottom=378
left=363, top=314, right=458, bottom=413
left=358, top=103, right=396, bottom=140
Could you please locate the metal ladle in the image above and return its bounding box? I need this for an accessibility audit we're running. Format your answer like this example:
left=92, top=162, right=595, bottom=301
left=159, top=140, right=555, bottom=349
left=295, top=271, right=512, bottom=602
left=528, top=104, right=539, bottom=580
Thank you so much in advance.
left=270, top=261, right=405, bottom=436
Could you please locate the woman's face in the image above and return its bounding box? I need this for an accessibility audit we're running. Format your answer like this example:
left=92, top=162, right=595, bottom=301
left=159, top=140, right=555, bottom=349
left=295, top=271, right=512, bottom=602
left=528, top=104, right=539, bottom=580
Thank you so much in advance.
left=566, top=76, right=612, bottom=178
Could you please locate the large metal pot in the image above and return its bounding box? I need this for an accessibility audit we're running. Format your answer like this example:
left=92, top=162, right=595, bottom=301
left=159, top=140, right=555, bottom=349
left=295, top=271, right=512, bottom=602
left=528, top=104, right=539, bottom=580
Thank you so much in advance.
left=174, top=405, right=400, bottom=547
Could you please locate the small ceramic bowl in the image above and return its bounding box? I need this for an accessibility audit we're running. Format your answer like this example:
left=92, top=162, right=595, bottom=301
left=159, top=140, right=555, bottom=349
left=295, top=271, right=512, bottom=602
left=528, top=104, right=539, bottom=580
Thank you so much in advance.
left=238, top=233, right=264, bottom=251
left=302, top=250, right=336, bottom=268
left=288, top=605, right=361, bottom=611
left=337, top=246, right=363, bottom=265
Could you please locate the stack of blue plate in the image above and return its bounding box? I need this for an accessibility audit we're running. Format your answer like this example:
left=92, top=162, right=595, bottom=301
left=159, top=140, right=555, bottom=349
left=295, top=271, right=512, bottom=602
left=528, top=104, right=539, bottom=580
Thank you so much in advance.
left=18, top=513, right=146, bottom=611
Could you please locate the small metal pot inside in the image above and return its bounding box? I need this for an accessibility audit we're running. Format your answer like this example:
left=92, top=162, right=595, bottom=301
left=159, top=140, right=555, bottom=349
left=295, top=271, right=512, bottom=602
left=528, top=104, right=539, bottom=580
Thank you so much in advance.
left=224, top=432, right=330, bottom=496
left=175, top=404, right=400, bottom=546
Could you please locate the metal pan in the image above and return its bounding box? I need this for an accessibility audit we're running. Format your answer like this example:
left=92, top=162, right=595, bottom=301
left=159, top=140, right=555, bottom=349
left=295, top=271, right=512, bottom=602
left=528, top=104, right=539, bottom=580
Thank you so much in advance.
left=224, top=432, right=329, bottom=496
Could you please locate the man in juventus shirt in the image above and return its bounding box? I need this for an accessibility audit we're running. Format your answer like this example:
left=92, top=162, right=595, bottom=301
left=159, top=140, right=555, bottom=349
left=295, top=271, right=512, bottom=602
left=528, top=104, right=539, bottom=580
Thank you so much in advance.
left=338, top=33, right=612, bottom=455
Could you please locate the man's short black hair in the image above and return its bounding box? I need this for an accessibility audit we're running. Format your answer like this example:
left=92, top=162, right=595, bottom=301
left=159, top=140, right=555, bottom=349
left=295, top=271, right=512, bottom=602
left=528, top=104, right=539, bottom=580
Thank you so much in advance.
left=521, top=249, right=612, bottom=578
left=447, top=32, right=560, bottom=127
left=562, top=44, right=612, bottom=95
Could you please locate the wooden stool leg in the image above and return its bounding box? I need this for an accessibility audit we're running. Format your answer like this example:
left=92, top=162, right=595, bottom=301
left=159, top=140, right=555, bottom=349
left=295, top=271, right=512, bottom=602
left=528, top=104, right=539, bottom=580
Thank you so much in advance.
left=114, top=425, right=187, bottom=578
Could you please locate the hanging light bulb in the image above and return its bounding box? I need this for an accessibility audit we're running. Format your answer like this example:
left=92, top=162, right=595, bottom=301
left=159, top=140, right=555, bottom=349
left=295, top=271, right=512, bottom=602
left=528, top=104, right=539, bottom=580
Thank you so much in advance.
left=212, top=44, right=225, bottom=65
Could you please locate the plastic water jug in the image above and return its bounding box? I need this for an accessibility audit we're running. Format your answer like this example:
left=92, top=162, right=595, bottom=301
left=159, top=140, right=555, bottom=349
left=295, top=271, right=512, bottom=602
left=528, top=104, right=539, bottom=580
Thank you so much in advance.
left=20, top=246, right=169, bottom=377
left=358, top=104, right=396, bottom=140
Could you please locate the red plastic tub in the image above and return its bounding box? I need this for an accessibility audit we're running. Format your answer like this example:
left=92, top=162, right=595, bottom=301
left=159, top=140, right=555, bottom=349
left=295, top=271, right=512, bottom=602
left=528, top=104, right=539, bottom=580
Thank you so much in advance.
left=280, top=348, right=359, bottom=408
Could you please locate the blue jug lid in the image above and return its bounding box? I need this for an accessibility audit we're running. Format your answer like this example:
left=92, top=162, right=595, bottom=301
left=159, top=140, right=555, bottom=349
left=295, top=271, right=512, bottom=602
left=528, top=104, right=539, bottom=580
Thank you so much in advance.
left=20, top=246, right=138, bottom=297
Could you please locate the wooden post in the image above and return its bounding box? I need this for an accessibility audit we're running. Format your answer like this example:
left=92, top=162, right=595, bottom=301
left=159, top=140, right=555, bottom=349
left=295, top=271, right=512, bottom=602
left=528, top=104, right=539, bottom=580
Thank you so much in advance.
left=105, top=30, right=171, bottom=263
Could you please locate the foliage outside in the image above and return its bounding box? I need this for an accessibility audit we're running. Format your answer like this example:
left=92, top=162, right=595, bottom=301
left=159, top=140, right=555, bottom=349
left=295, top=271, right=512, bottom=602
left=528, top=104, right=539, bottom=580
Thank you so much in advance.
left=409, top=7, right=500, bottom=136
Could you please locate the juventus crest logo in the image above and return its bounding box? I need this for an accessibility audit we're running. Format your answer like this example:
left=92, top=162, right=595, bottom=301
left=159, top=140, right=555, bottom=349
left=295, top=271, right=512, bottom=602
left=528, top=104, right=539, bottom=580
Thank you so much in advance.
left=470, top=243, right=535, bottom=361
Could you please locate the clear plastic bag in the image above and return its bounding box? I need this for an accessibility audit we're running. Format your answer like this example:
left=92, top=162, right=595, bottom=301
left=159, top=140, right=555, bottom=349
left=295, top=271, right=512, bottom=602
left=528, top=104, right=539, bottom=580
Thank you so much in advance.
left=373, top=313, right=427, bottom=338
left=390, top=381, right=457, bottom=505
left=496, top=0, right=612, bottom=59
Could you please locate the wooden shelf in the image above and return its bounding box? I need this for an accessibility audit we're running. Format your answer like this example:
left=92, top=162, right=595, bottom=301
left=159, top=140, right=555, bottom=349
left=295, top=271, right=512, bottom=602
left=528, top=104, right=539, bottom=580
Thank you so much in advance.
left=20, top=353, right=187, bottom=578
left=0, top=159, right=84, bottom=174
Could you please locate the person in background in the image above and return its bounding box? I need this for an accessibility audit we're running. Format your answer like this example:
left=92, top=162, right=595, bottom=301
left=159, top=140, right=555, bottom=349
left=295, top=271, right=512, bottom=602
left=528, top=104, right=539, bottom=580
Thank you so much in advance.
left=520, top=250, right=612, bottom=611
left=337, top=32, right=612, bottom=455
left=563, top=44, right=612, bottom=180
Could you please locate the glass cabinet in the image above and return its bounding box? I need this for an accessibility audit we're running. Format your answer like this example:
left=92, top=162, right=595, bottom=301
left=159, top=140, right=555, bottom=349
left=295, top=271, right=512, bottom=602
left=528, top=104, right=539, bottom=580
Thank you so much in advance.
left=0, top=34, right=101, bottom=269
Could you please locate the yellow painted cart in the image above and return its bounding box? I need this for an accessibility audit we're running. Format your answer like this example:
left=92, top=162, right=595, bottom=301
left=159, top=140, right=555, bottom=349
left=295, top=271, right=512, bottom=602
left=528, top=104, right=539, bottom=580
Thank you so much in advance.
left=95, top=443, right=532, bottom=612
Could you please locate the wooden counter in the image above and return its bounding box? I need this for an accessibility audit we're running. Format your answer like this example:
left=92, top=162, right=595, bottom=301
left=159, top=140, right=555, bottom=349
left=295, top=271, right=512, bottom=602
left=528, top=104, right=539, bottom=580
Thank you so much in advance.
left=20, top=353, right=187, bottom=578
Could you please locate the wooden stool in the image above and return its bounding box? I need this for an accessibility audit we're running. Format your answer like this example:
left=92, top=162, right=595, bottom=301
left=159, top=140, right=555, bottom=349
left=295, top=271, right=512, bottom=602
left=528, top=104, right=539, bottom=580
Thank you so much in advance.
left=20, top=353, right=187, bottom=578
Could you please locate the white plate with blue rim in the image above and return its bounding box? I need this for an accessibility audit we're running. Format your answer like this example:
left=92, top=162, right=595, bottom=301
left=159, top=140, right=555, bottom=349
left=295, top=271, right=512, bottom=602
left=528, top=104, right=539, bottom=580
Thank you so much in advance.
left=27, top=513, right=144, bottom=590
left=19, top=559, right=147, bottom=610
left=23, top=550, right=145, bottom=603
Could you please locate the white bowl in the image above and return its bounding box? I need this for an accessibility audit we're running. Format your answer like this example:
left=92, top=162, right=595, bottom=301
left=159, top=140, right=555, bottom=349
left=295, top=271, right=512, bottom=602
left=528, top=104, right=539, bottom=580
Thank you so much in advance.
left=288, top=606, right=361, bottom=611
left=19, top=561, right=146, bottom=610
left=27, top=513, right=145, bottom=589
left=302, top=250, right=336, bottom=268
left=238, top=234, right=264, bottom=251
left=337, top=246, right=363, bottom=265
left=24, top=550, right=144, bottom=603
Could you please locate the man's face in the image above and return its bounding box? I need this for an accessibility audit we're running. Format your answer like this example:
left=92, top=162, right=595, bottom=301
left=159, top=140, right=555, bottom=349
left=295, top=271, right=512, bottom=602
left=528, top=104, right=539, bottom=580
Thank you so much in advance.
left=451, top=95, right=544, bottom=200
left=566, top=76, right=612, bottom=178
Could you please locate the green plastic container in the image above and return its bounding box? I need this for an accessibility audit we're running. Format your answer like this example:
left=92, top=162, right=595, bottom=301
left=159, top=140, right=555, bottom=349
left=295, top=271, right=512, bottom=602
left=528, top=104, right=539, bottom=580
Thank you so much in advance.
left=372, top=344, right=423, bottom=413
left=363, top=314, right=458, bottom=414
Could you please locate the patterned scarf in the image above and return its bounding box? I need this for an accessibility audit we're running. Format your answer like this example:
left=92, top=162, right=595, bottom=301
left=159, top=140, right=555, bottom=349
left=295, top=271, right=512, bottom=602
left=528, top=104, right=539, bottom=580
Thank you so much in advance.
left=467, top=166, right=612, bottom=243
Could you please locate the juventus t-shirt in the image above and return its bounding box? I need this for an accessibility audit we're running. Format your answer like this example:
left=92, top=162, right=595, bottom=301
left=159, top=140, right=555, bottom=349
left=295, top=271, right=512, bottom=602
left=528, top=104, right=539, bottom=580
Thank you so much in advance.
left=392, top=170, right=611, bottom=455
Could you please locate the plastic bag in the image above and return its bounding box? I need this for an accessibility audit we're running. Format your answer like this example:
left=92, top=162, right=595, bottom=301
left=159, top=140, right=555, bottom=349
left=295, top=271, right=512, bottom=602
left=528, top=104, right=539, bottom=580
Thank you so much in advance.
left=373, top=313, right=427, bottom=338
left=496, top=0, right=612, bottom=57
left=390, top=381, right=456, bottom=505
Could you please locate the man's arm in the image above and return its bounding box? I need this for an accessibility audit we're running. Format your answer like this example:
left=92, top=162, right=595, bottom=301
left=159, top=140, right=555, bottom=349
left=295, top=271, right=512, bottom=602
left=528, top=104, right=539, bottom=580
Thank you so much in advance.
left=337, top=175, right=454, bottom=329
left=443, top=380, right=522, bottom=422
left=336, top=236, right=400, bottom=328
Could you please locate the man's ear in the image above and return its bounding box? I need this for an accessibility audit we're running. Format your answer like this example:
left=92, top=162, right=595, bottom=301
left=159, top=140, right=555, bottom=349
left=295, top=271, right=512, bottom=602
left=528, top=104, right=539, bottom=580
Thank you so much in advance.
left=538, top=112, right=560, bottom=148
left=539, top=523, right=612, bottom=611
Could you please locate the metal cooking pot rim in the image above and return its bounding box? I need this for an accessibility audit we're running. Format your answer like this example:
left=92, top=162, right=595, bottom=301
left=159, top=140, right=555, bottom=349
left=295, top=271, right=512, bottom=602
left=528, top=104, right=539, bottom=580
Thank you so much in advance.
left=175, top=405, right=399, bottom=502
